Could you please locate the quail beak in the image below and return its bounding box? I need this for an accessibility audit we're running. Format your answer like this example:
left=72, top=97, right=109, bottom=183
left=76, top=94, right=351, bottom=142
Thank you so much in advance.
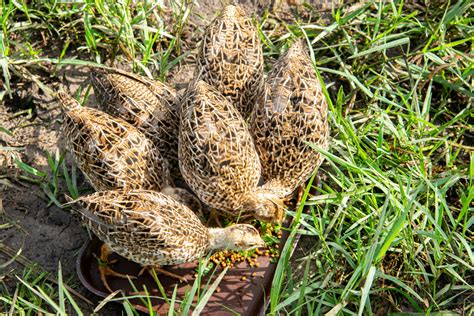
left=247, top=238, right=265, bottom=249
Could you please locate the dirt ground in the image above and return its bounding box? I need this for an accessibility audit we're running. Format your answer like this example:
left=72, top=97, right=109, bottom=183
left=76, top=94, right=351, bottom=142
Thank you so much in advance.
left=0, top=64, right=97, bottom=309
left=0, top=1, right=331, bottom=313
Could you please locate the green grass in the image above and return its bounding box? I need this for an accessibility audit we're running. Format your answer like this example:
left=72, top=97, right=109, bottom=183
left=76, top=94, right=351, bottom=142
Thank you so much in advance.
left=262, top=1, right=473, bottom=314
left=0, top=259, right=227, bottom=315
left=1, top=0, right=473, bottom=315
left=13, top=150, right=79, bottom=207
left=0, top=263, right=86, bottom=315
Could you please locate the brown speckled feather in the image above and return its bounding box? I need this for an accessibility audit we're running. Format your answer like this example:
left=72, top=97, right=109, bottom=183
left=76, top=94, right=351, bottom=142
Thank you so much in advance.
left=179, top=80, right=261, bottom=216
left=90, top=68, right=179, bottom=174
left=196, top=5, right=264, bottom=117
left=67, top=190, right=210, bottom=266
left=59, top=92, right=171, bottom=191
left=178, top=81, right=283, bottom=224
left=250, top=40, right=329, bottom=197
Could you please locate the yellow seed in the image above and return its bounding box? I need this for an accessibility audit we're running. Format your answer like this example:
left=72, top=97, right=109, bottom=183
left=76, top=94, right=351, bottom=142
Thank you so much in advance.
left=241, top=276, right=247, bottom=281
left=252, top=272, right=257, bottom=277
left=255, top=262, right=260, bottom=267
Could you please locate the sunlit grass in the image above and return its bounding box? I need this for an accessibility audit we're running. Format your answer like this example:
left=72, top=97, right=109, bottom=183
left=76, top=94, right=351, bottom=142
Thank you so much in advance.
left=262, top=1, right=473, bottom=314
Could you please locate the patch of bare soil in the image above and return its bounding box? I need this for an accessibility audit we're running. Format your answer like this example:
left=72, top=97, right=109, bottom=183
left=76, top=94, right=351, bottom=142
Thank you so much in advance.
left=0, top=89, right=77, bottom=311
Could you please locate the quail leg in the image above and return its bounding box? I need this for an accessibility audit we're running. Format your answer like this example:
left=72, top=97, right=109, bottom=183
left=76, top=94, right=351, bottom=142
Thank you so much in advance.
left=296, top=185, right=304, bottom=207
left=97, top=244, right=135, bottom=293
left=206, top=208, right=223, bottom=227
left=138, top=265, right=187, bottom=283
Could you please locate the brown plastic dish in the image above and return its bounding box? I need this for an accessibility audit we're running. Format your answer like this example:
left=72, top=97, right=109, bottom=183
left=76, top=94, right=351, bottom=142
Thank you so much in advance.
left=76, top=213, right=302, bottom=315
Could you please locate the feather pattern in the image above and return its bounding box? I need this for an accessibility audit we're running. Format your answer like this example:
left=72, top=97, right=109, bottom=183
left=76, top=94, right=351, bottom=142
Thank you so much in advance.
left=196, top=5, right=264, bottom=117
left=67, top=190, right=210, bottom=266
left=58, top=92, right=171, bottom=192
left=178, top=81, right=284, bottom=224
left=250, top=40, right=329, bottom=197
left=67, top=190, right=265, bottom=267
left=90, top=68, right=180, bottom=175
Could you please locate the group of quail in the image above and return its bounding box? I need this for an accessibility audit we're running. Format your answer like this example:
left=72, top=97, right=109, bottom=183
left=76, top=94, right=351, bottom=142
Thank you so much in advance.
left=60, top=5, right=329, bottom=292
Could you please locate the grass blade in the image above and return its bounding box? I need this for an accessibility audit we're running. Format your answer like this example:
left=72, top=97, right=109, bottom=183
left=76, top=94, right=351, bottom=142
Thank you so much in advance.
left=192, top=267, right=228, bottom=316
